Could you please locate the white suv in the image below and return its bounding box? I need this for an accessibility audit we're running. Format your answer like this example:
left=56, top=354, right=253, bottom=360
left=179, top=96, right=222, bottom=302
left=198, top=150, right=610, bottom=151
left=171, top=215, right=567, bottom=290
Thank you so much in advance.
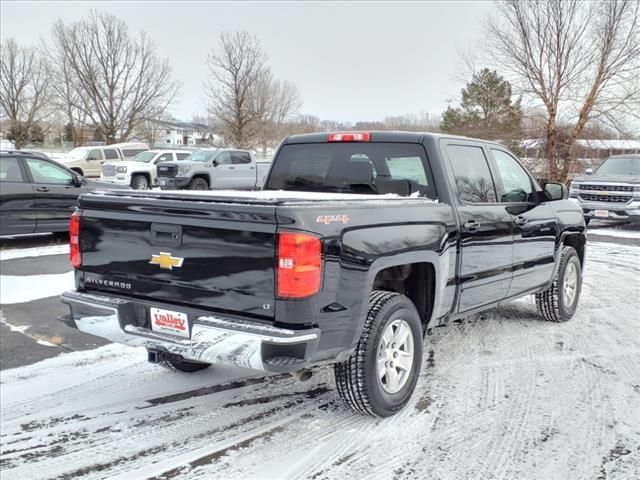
left=100, top=150, right=192, bottom=189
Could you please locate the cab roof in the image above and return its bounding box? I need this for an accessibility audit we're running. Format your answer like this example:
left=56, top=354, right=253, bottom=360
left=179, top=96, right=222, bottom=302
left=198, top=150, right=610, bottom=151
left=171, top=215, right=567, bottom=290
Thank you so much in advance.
left=282, top=130, right=503, bottom=147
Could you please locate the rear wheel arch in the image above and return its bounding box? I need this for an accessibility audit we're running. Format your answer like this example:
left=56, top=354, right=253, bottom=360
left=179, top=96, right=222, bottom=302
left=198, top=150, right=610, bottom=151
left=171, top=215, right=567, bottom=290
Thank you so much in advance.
left=371, top=262, right=437, bottom=332
left=70, top=167, right=84, bottom=176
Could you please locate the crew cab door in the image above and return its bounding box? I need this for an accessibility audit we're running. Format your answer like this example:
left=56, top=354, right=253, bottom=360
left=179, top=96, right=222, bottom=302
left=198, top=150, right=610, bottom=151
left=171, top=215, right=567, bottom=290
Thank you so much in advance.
left=229, top=151, right=256, bottom=188
left=442, top=142, right=514, bottom=313
left=0, top=156, right=36, bottom=235
left=84, top=149, right=105, bottom=177
left=209, top=151, right=232, bottom=189
left=24, top=156, right=84, bottom=232
left=488, top=148, right=558, bottom=296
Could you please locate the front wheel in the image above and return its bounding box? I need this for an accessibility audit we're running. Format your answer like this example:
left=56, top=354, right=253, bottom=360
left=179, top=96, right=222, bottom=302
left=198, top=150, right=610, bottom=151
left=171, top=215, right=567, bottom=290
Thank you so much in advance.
left=188, top=177, right=209, bottom=190
left=131, top=174, right=149, bottom=190
left=334, top=291, right=423, bottom=417
left=536, top=246, right=582, bottom=322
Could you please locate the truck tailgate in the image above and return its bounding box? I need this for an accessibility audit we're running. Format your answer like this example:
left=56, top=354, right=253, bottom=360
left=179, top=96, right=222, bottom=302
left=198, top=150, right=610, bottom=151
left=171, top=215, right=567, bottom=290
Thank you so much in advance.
left=77, top=192, right=277, bottom=318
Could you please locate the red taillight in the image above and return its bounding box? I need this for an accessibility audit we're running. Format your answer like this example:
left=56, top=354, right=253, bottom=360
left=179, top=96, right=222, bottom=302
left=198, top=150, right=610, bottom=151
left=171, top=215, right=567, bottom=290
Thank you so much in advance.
left=69, top=211, right=81, bottom=268
left=277, top=232, right=322, bottom=299
left=328, top=132, right=371, bottom=142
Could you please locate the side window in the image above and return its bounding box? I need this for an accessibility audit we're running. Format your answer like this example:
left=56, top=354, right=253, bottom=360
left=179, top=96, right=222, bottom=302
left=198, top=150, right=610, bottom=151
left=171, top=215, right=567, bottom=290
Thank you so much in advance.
left=155, top=153, right=173, bottom=163
left=215, top=151, right=232, bottom=165
left=176, top=153, right=190, bottom=160
left=446, top=145, right=497, bottom=203
left=231, top=152, right=252, bottom=164
left=384, top=156, right=428, bottom=186
left=25, top=158, right=74, bottom=185
left=0, top=158, right=25, bottom=183
left=86, top=150, right=103, bottom=161
left=103, top=149, right=119, bottom=160
left=491, top=150, right=534, bottom=203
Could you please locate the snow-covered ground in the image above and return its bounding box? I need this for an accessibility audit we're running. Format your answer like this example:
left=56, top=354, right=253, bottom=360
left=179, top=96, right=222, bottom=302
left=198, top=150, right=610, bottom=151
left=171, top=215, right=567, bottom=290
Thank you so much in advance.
left=1, top=241, right=639, bottom=479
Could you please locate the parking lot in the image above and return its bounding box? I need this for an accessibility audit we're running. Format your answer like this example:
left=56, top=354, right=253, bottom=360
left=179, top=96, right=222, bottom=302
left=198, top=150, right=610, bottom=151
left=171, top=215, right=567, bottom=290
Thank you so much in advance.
left=1, top=222, right=639, bottom=479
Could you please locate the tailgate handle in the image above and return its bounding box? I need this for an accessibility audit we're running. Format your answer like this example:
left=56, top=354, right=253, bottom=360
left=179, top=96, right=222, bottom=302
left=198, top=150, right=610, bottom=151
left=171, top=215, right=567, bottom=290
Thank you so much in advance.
left=151, top=223, right=182, bottom=247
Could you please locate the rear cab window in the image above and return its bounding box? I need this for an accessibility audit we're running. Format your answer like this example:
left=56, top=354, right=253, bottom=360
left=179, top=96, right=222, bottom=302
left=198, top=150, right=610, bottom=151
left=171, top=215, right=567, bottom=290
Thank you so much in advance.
left=265, top=143, right=436, bottom=198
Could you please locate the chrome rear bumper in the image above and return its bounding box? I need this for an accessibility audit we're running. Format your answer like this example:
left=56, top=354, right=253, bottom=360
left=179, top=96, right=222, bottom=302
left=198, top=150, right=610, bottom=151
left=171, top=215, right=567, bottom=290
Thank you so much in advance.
left=60, top=290, right=320, bottom=373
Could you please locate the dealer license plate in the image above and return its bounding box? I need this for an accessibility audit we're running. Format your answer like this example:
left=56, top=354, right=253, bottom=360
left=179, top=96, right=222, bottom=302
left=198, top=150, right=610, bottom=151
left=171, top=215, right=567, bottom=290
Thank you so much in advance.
left=594, top=210, right=609, bottom=218
left=150, top=307, right=190, bottom=338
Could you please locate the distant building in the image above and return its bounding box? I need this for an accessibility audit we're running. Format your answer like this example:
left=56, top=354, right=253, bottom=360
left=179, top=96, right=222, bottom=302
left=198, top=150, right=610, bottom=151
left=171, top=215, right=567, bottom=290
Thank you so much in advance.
left=520, top=138, right=640, bottom=178
left=521, top=138, right=640, bottom=159
left=153, top=120, right=222, bottom=147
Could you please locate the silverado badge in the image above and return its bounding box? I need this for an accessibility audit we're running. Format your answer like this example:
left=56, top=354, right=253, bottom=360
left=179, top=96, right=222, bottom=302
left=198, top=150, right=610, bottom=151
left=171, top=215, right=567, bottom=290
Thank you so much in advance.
left=150, top=252, right=184, bottom=270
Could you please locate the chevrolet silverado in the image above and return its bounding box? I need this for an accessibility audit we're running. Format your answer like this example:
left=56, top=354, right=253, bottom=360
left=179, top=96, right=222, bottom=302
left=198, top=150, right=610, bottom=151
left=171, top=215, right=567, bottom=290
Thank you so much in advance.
left=60, top=131, right=586, bottom=417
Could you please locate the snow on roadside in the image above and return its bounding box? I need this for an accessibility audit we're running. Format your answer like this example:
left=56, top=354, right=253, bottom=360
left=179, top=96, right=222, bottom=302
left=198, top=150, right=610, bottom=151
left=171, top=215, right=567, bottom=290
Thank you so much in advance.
left=0, top=241, right=639, bottom=480
left=588, top=227, right=640, bottom=240
left=0, top=244, right=69, bottom=261
left=0, top=271, right=74, bottom=304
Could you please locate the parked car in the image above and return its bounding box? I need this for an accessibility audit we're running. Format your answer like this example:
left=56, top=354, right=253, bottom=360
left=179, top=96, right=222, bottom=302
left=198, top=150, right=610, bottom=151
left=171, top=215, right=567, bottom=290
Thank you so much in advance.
left=60, top=131, right=585, bottom=417
left=569, top=154, right=640, bottom=224
left=0, top=150, right=129, bottom=236
left=57, top=142, right=149, bottom=178
left=100, top=150, right=193, bottom=190
left=156, top=148, right=271, bottom=190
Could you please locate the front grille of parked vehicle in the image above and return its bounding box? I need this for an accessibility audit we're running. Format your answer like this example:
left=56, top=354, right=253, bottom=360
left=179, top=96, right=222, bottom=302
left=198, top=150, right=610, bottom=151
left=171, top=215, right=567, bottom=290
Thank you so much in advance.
left=102, top=164, right=116, bottom=177
left=157, top=164, right=178, bottom=177
left=579, top=193, right=632, bottom=203
left=581, top=184, right=633, bottom=192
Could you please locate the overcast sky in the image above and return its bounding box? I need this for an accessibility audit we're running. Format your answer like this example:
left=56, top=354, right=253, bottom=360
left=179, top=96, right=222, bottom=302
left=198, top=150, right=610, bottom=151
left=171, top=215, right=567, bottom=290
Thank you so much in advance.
left=1, top=1, right=495, bottom=123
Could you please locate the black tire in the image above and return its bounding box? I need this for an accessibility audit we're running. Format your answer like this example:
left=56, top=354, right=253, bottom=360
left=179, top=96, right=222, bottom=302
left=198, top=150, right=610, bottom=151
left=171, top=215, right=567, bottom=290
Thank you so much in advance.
left=131, top=174, right=149, bottom=190
left=535, top=246, right=582, bottom=322
left=334, top=290, right=423, bottom=417
left=188, top=177, right=209, bottom=190
left=71, top=168, right=83, bottom=176
left=159, top=358, right=211, bottom=373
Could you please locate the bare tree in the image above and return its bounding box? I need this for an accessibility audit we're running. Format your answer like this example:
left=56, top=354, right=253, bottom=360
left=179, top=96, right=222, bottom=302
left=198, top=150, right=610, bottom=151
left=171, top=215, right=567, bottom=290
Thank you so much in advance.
left=254, top=69, right=302, bottom=155
left=42, top=37, right=88, bottom=147
left=0, top=39, right=50, bottom=149
left=206, top=31, right=267, bottom=148
left=49, top=10, right=179, bottom=144
left=487, top=0, right=640, bottom=181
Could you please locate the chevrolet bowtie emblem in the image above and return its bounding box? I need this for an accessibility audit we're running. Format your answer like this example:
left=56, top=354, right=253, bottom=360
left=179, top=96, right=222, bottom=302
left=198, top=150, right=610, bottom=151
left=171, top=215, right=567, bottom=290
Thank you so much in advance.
left=149, top=252, right=184, bottom=270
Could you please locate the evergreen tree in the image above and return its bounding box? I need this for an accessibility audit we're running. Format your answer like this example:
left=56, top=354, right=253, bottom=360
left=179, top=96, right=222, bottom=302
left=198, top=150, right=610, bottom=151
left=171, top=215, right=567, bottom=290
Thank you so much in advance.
left=440, top=69, right=522, bottom=140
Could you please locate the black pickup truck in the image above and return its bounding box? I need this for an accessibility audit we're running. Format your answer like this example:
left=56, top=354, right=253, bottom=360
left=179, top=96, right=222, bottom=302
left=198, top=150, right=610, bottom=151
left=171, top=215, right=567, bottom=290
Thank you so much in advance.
left=61, top=131, right=586, bottom=417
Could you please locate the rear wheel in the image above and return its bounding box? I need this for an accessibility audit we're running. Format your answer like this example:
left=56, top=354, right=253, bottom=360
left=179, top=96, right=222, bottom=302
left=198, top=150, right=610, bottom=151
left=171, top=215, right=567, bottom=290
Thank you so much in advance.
left=159, top=358, right=211, bottom=373
left=536, top=246, right=582, bottom=322
left=188, top=177, right=208, bottom=190
left=131, top=174, right=149, bottom=190
left=334, top=291, right=423, bottom=417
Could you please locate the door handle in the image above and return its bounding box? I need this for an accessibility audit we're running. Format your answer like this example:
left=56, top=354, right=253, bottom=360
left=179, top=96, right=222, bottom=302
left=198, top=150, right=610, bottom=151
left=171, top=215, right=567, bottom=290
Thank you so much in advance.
left=228, top=166, right=235, bottom=170
left=514, top=216, right=528, bottom=226
left=463, top=220, right=480, bottom=231
left=35, top=187, right=50, bottom=192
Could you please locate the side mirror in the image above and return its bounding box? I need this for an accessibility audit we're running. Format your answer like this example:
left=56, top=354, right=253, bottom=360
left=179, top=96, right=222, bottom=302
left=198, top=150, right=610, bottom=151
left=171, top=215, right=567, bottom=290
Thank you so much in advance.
left=211, top=159, right=219, bottom=167
left=544, top=182, right=567, bottom=201
left=72, top=175, right=83, bottom=187
left=585, top=168, right=593, bottom=175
